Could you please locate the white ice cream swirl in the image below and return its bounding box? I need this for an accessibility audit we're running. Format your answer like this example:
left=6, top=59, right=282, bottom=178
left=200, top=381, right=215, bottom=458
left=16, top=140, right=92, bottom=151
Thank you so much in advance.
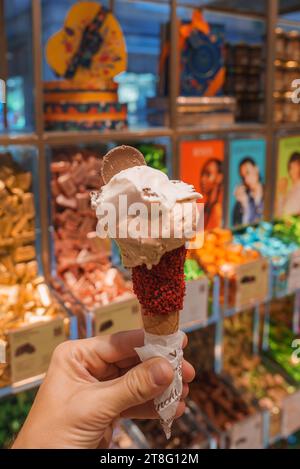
left=92, top=165, right=201, bottom=269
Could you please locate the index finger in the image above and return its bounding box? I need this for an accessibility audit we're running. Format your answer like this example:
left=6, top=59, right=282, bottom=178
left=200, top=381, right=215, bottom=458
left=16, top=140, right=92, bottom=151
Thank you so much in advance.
left=83, top=329, right=187, bottom=364
left=84, top=329, right=145, bottom=364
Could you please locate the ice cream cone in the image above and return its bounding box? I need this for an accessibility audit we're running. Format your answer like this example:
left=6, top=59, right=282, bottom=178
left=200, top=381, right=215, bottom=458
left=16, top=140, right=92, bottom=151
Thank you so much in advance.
left=91, top=145, right=199, bottom=439
left=132, top=245, right=186, bottom=318
left=142, top=308, right=179, bottom=335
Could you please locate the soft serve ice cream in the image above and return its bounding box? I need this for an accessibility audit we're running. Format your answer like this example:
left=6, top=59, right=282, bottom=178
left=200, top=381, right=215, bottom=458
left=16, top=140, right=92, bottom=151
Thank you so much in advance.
left=91, top=145, right=202, bottom=438
left=92, top=157, right=201, bottom=269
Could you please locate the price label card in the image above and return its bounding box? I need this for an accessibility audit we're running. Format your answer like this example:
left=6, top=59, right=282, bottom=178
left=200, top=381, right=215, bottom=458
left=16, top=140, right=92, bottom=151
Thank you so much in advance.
left=8, top=317, right=67, bottom=384
left=180, top=277, right=209, bottom=327
left=94, top=297, right=141, bottom=336
left=235, top=258, right=269, bottom=310
left=229, top=412, right=263, bottom=449
left=288, top=250, right=300, bottom=294
left=282, top=389, right=300, bottom=437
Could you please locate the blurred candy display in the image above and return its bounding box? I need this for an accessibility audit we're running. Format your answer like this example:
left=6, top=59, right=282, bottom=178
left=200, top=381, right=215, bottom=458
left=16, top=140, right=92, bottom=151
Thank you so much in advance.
left=50, top=277, right=88, bottom=338
left=235, top=222, right=298, bottom=257
left=273, top=217, right=300, bottom=246
left=224, top=43, right=264, bottom=122
left=190, top=371, right=261, bottom=448
left=223, top=312, right=295, bottom=439
left=235, top=223, right=299, bottom=297
left=266, top=322, right=300, bottom=384
left=184, top=259, right=205, bottom=281
left=50, top=148, right=134, bottom=319
left=134, top=405, right=212, bottom=449
left=136, top=143, right=167, bottom=173
left=268, top=296, right=295, bottom=330
left=183, top=326, right=216, bottom=373
left=0, top=152, right=36, bottom=278
left=190, top=371, right=257, bottom=429
left=191, top=229, right=259, bottom=278
left=191, top=228, right=267, bottom=310
left=0, top=152, right=70, bottom=388
left=274, top=29, right=300, bottom=124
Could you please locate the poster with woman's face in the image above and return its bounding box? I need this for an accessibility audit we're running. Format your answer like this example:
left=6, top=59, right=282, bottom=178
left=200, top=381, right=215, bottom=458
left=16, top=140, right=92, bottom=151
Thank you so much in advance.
left=180, top=140, right=224, bottom=231
left=229, top=139, right=266, bottom=228
left=275, top=136, right=300, bottom=218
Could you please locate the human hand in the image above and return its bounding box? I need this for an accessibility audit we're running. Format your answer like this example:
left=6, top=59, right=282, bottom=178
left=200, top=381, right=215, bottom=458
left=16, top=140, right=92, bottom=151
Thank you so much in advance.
left=12, top=330, right=195, bottom=449
left=235, top=185, right=248, bottom=207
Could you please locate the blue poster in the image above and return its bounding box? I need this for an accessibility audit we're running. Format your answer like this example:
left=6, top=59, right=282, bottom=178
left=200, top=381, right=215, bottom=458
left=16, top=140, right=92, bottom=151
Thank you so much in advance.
left=229, top=139, right=266, bottom=228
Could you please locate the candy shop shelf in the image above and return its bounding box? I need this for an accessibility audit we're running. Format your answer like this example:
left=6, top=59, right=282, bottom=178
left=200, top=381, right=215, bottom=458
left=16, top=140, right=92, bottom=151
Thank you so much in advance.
left=274, top=122, right=300, bottom=132
left=0, top=374, right=44, bottom=400
left=43, top=128, right=174, bottom=145
left=223, top=301, right=266, bottom=319
left=42, top=123, right=268, bottom=146
left=136, top=0, right=298, bottom=19
left=177, top=123, right=267, bottom=137
left=130, top=1, right=265, bottom=18
left=0, top=133, right=38, bottom=146
left=182, top=313, right=218, bottom=333
left=279, top=0, right=300, bottom=15
left=278, top=18, right=300, bottom=28
left=122, top=419, right=150, bottom=449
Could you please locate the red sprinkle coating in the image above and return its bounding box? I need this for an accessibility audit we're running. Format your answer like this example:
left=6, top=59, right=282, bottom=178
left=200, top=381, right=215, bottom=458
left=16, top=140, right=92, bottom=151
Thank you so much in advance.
left=132, top=245, right=186, bottom=315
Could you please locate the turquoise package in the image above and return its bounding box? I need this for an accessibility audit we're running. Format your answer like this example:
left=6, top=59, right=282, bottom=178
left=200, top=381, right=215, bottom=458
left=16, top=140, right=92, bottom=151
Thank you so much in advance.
left=234, top=222, right=299, bottom=297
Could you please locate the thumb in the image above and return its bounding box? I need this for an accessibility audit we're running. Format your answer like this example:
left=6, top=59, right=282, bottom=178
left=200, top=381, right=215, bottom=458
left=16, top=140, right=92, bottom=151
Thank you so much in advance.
left=106, top=357, right=174, bottom=415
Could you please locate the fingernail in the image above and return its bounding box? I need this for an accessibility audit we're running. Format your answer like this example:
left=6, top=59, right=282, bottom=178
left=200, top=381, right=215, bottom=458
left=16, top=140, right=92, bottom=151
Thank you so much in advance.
left=149, top=360, right=173, bottom=386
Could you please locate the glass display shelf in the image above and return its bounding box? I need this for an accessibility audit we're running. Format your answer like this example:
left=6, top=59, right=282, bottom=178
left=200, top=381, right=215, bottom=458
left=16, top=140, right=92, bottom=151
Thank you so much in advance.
left=1, top=0, right=35, bottom=134
left=2, top=122, right=300, bottom=146
left=196, top=0, right=267, bottom=18
left=177, top=123, right=267, bottom=136
left=43, top=127, right=174, bottom=144
left=0, top=133, right=38, bottom=146
left=274, top=122, right=300, bottom=131
left=280, top=0, right=300, bottom=15
left=0, top=374, right=44, bottom=400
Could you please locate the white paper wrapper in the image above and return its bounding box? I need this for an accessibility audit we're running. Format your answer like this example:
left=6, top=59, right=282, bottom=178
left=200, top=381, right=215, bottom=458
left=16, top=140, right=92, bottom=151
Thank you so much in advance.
left=135, top=330, right=185, bottom=439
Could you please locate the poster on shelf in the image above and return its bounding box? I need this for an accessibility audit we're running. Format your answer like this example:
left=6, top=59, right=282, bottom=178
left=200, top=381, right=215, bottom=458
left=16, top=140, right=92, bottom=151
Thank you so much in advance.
left=180, top=139, right=224, bottom=231
left=275, top=136, right=300, bottom=218
left=228, top=139, right=266, bottom=228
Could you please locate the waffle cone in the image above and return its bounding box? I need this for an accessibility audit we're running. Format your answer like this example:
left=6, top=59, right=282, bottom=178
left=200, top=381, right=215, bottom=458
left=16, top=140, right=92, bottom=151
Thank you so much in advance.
left=142, top=308, right=179, bottom=335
